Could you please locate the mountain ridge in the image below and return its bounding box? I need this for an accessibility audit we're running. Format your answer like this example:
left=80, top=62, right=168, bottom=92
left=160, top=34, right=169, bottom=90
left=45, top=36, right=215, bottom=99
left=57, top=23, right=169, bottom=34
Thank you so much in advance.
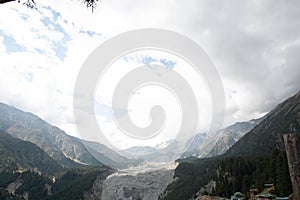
left=181, top=117, right=263, bottom=159
left=225, top=91, right=300, bottom=157
left=0, top=102, right=139, bottom=169
left=0, top=130, right=61, bottom=175
left=162, top=91, right=300, bottom=200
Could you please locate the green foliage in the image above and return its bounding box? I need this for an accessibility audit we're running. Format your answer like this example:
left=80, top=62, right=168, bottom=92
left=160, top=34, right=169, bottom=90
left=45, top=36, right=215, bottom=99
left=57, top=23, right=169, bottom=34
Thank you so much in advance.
left=0, top=188, right=23, bottom=200
left=0, top=166, right=111, bottom=200
left=45, top=166, right=111, bottom=200
left=0, top=130, right=62, bottom=175
left=161, top=157, right=221, bottom=200
left=275, top=151, right=292, bottom=196
left=162, top=150, right=292, bottom=199
left=0, top=172, right=18, bottom=188
left=0, top=171, right=51, bottom=200
left=162, top=92, right=299, bottom=199
left=214, top=150, right=292, bottom=198
left=15, top=171, right=50, bottom=199
left=0, top=103, right=113, bottom=199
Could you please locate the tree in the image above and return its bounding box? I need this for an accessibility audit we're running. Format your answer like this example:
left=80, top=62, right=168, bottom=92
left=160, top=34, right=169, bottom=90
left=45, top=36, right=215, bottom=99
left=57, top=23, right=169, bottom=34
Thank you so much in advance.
left=0, top=0, right=99, bottom=10
left=275, top=151, right=292, bottom=197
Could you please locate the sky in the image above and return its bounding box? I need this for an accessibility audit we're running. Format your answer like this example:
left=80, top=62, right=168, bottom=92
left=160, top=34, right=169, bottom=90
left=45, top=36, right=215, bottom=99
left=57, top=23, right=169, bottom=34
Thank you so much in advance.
left=0, top=0, right=300, bottom=149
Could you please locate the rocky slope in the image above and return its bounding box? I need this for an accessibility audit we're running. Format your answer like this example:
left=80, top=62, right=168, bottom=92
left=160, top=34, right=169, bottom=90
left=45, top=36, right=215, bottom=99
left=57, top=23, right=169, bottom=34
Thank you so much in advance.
left=0, top=102, right=102, bottom=168
left=101, top=163, right=177, bottom=200
left=200, top=118, right=262, bottom=158
left=181, top=133, right=209, bottom=157
left=0, top=102, right=136, bottom=168
left=84, top=140, right=140, bottom=169
left=182, top=119, right=262, bottom=158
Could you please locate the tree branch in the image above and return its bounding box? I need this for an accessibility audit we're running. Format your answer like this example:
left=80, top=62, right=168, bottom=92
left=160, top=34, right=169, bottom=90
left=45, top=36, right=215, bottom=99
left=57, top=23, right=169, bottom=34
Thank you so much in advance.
left=0, top=0, right=15, bottom=4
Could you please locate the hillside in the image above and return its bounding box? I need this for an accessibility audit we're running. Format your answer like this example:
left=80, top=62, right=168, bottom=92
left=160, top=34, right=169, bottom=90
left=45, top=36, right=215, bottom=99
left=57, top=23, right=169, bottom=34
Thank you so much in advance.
left=0, top=127, right=112, bottom=200
left=83, top=140, right=140, bottom=169
left=0, top=130, right=61, bottom=175
left=161, top=91, right=300, bottom=200
left=226, top=91, right=300, bottom=157
left=0, top=166, right=112, bottom=200
left=0, top=103, right=106, bottom=168
left=0, top=129, right=113, bottom=200
left=182, top=118, right=261, bottom=159
left=205, top=118, right=262, bottom=157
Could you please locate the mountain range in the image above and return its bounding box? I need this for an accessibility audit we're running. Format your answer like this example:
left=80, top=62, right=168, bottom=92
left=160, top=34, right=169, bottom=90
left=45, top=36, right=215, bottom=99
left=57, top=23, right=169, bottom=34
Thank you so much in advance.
left=0, top=102, right=136, bottom=169
left=161, top=91, right=300, bottom=200
left=125, top=116, right=263, bottom=161
left=183, top=117, right=263, bottom=158
left=0, top=90, right=299, bottom=199
left=118, top=118, right=260, bottom=162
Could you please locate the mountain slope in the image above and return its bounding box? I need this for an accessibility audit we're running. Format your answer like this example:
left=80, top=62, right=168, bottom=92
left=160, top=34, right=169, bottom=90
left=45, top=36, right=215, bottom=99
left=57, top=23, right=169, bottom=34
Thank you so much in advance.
left=226, top=91, right=300, bottom=157
left=204, top=118, right=262, bottom=158
left=0, top=130, right=61, bottom=175
left=83, top=140, right=140, bottom=169
left=0, top=130, right=113, bottom=200
left=0, top=103, right=102, bottom=168
left=182, top=119, right=261, bottom=158
left=0, top=165, right=112, bottom=200
left=162, top=91, right=300, bottom=200
left=181, top=133, right=209, bottom=157
left=118, top=140, right=184, bottom=162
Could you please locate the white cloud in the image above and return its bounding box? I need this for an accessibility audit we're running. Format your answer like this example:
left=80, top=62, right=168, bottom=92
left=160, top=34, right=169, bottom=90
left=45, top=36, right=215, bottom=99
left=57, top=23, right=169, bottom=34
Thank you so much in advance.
left=0, top=2, right=105, bottom=138
left=0, top=0, right=300, bottom=148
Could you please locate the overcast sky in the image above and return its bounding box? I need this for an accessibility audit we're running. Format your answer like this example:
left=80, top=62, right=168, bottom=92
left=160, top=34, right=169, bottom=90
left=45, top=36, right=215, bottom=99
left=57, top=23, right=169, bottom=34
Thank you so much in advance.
left=0, top=0, right=299, bottom=149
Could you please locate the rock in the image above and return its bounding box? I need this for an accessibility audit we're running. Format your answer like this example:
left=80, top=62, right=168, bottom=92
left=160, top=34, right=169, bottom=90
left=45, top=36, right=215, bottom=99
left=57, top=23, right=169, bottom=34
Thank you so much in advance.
left=101, top=163, right=176, bottom=200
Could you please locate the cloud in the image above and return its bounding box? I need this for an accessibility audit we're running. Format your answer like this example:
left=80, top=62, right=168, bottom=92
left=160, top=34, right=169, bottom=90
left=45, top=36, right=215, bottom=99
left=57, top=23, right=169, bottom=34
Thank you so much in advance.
left=122, top=53, right=177, bottom=70
left=0, top=0, right=300, bottom=147
left=0, top=3, right=104, bottom=138
left=166, top=0, right=300, bottom=125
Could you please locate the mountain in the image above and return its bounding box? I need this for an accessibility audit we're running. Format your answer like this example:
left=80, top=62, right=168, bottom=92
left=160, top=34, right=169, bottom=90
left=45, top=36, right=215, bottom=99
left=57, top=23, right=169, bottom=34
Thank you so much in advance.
left=0, top=130, right=61, bottom=175
left=0, top=103, right=124, bottom=199
left=161, top=91, right=300, bottom=200
left=83, top=140, right=141, bottom=169
left=182, top=118, right=262, bottom=158
left=181, top=133, right=209, bottom=157
left=122, top=146, right=157, bottom=155
left=118, top=140, right=184, bottom=162
left=202, top=118, right=262, bottom=158
left=0, top=102, right=104, bottom=168
left=118, top=146, right=159, bottom=161
left=0, top=129, right=113, bottom=199
left=226, top=91, right=300, bottom=157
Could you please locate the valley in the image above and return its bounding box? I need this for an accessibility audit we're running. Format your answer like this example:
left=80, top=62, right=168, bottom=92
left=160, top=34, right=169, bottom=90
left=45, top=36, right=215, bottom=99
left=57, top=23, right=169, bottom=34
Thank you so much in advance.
left=1, top=0, right=300, bottom=199
left=0, top=91, right=299, bottom=199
